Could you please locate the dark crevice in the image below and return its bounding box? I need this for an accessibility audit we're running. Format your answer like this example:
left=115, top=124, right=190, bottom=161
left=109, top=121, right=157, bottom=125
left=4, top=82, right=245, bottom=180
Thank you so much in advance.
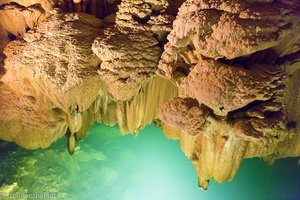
left=0, top=2, right=26, bottom=10
left=287, top=121, right=297, bottom=131
left=184, top=97, right=200, bottom=108
left=0, top=61, right=5, bottom=77
left=174, top=65, right=190, bottom=77
left=118, top=77, right=129, bottom=83
left=153, top=32, right=168, bottom=48
left=187, top=43, right=196, bottom=51
left=54, top=0, right=121, bottom=19
left=174, top=45, right=195, bottom=77
left=227, top=99, right=273, bottom=123
left=232, top=100, right=267, bottom=113
left=166, top=0, right=185, bottom=16
left=276, top=49, right=300, bottom=65
left=151, top=8, right=160, bottom=16
left=218, top=47, right=300, bottom=70
left=153, top=119, right=162, bottom=128
left=132, top=14, right=151, bottom=24
left=25, top=26, right=30, bottom=33
left=217, top=48, right=279, bottom=69
left=219, top=106, right=224, bottom=111
left=7, top=33, right=16, bottom=40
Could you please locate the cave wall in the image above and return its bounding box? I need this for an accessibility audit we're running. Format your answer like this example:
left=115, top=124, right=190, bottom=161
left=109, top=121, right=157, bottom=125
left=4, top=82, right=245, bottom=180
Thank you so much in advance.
left=0, top=0, right=299, bottom=190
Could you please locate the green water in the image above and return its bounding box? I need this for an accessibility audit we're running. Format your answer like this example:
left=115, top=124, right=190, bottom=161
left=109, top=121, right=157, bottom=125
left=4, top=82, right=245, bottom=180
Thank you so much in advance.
left=0, top=123, right=299, bottom=200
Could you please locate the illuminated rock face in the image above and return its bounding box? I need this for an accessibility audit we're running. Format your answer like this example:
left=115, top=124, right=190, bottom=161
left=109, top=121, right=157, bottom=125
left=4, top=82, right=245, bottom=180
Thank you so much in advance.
left=0, top=0, right=54, bottom=38
left=158, top=0, right=300, bottom=190
left=0, top=0, right=299, bottom=190
left=0, top=10, right=177, bottom=153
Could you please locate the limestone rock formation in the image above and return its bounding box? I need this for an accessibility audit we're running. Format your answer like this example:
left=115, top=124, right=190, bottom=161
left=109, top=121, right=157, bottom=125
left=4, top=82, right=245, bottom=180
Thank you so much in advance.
left=92, top=26, right=162, bottom=100
left=158, top=0, right=300, bottom=78
left=0, top=9, right=177, bottom=152
left=159, top=96, right=294, bottom=189
left=158, top=97, right=209, bottom=136
left=0, top=0, right=299, bottom=191
left=3, top=13, right=103, bottom=112
left=180, top=58, right=283, bottom=116
left=116, top=0, right=174, bottom=32
left=0, top=26, right=10, bottom=66
left=1, top=12, right=103, bottom=149
left=157, top=0, right=300, bottom=190
left=0, top=0, right=55, bottom=37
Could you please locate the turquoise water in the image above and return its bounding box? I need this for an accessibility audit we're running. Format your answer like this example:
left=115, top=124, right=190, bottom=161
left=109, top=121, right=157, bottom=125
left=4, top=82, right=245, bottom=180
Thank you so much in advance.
left=0, top=123, right=299, bottom=200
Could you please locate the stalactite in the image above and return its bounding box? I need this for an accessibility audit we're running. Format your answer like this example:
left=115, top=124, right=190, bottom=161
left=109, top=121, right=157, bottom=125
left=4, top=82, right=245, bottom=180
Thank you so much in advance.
left=0, top=0, right=299, bottom=191
left=115, top=76, right=178, bottom=134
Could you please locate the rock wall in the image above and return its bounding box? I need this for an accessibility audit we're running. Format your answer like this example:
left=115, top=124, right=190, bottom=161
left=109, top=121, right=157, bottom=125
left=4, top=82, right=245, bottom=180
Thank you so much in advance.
left=158, top=0, right=300, bottom=189
left=0, top=0, right=299, bottom=190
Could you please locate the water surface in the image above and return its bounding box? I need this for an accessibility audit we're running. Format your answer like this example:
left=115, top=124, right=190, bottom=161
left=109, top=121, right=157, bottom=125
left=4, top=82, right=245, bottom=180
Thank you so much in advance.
left=0, top=123, right=299, bottom=200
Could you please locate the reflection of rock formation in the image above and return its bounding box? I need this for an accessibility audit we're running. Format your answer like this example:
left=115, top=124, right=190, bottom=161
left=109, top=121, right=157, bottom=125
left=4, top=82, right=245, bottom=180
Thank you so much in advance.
left=0, top=0, right=299, bottom=190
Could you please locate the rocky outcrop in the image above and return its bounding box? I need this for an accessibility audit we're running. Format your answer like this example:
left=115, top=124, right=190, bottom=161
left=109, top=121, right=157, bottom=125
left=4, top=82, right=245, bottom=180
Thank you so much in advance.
left=0, top=11, right=177, bottom=153
left=158, top=0, right=300, bottom=190
left=116, top=0, right=173, bottom=32
left=180, top=58, right=283, bottom=116
left=0, top=0, right=299, bottom=191
left=159, top=97, right=209, bottom=136
left=92, top=26, right=162, bottom=100
left=0, top=0, right=55, bottom=37
left=159, top=96, right=294, bottom=190
left=3, top=13, right=103, bottom=112
left=1, top=12, right=103, bottom=150
left=158, top=0, right=300, bottom=78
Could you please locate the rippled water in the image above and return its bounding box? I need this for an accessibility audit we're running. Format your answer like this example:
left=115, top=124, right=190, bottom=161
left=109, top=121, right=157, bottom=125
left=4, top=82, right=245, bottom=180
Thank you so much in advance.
left=0, top=123, right=299, bottom=200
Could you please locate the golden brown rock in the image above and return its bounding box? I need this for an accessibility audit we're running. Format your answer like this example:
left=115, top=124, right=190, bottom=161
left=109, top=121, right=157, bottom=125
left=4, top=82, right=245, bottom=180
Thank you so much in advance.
left=158, top=0, right=300, bottom=190
left=0, top=75, right=68, bottom=149
left=158, top=97, right=209, bottom=136
left=180, top=58, right=283, bottom=116
left=0, top=26, right=10, bottom=68
left=0, top=0, right=54, bottom=11
left=0, top=13, right=103, bottom=150
left=4, top=13, right=103, bottom=113
left=0, top=0, right=58, bottom=37
left=0, top=11, right=177, bottom=151
left=158, top=0, right=300, bottom=78
left=92, top=26, right=162, bottom=101
left=159, top=96, right=295, bottom=189
left=0, top=2, right=47, bottom=37
left=0, top=0, right=299, bottom=191
left=116, top=0, right=174, bottom=32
